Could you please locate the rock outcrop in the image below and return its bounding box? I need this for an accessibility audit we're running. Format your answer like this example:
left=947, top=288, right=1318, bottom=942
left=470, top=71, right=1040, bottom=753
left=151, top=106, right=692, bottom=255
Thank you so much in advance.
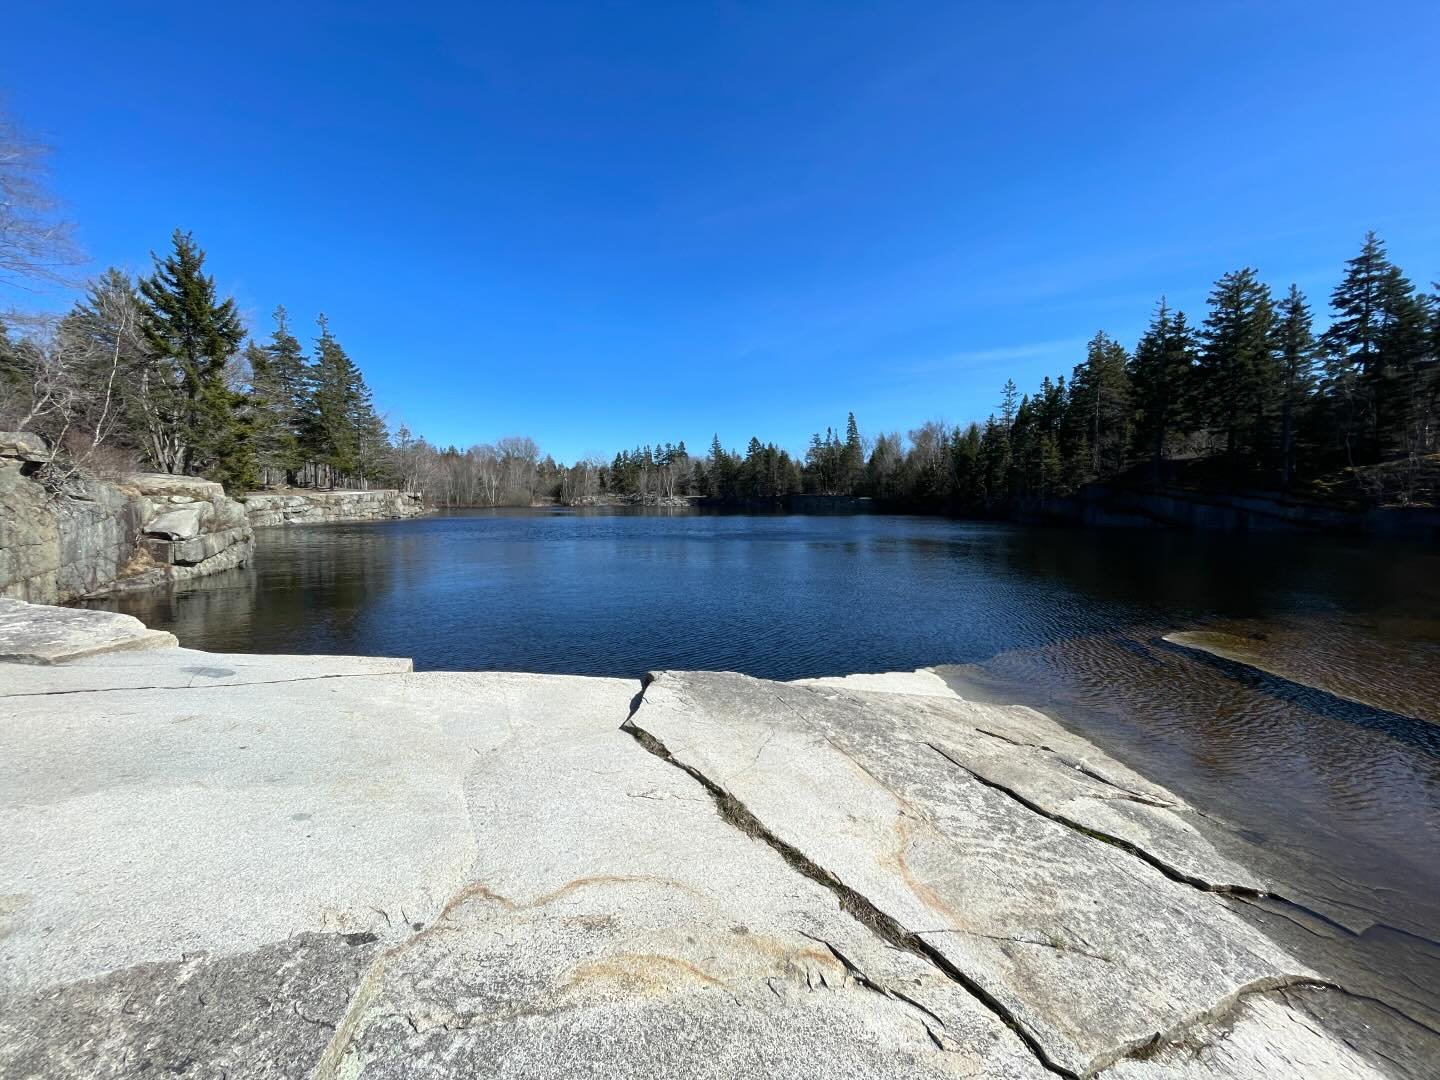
left=0, top=600, right=1432, bottom=1079
left=244, top=488, right=427, bottom=527
left=0, top=436, right=254, bottom=603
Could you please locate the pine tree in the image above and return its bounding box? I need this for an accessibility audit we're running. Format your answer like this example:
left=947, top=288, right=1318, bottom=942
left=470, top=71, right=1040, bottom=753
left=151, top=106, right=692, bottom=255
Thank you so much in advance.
left=261, top=306, right=311, bottom=483
left=245, top=339, right=288, bottom=486
left=1271, top=285, right=1317, bottom=489
left=1321, top=232, right=1393, bottom=464
left=707, top=434, right=730, bottom=497
left=348, top=363, right=390, bottom=488
left=842, top=412, right=863, bottom=494
left=1066, top=332, right=1131, bottom=480
left=304, top=314, right=362, bottom=486
left=196, top=375, right=258, bottom=492
left=138, top=230, right=245, bottom=478
left=1129, top=299, right=1196, bottom=481
left=1374, top=265, right=1431, bottom=460
left=1198, top=268, right=1275, bottom=476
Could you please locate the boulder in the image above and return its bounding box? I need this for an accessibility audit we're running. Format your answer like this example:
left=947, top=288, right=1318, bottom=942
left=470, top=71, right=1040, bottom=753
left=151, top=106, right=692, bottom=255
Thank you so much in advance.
left=0, top=597, right=176, bottom=663
left=143, top=504, right=209, bottom=541
left=0, top=431, right=51, bottom=463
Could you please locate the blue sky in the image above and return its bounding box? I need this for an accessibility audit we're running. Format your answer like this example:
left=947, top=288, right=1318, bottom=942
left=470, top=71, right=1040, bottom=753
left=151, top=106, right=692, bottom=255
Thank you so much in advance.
left=5, top=2, right=1438, bottom=462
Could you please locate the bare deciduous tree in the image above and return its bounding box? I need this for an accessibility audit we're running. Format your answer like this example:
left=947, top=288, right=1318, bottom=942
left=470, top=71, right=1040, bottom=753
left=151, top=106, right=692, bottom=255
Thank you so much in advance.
left=0, top=107, right=82, bottom=288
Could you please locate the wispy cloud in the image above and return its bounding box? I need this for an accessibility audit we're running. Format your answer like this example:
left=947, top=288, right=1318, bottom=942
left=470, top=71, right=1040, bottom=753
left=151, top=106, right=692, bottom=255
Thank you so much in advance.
left=894, top=336, right=1088, bottom=379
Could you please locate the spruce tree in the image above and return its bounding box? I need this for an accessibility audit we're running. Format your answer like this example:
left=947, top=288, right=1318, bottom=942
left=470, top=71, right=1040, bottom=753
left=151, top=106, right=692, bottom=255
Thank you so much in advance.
left=304, top=314, right=362, bottom=487
left=1374, top=265, right=1431, bottom=460
left=1321, top=232, right=1394, bottom=464
left=1271, top=285, right=1317, bottom=489
left=1066, top=332, right=1131, bottom=480
left=348, top=363, right=390, bottom=488
left=262, top=306, right=311, bottom=483
left=1129, top=299, right=1196, bottom=481
left=1198, top=268, right=1275, bottom=476
left=138, top=230, right=245, bottom=478
left=245, top=339, right=288, bottom=485
left=842, top=412, right=863, bottom=494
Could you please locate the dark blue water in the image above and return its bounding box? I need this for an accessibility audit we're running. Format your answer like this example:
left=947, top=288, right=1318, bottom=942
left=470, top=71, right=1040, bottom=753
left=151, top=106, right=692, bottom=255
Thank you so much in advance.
left=92, top=509, right=1440, bottom=995
left=91, top=509, right=1439, bottom=680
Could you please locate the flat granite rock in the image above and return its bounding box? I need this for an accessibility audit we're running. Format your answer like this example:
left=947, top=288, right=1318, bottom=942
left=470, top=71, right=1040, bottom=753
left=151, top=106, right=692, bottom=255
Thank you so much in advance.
left=0, top=644, right=412, bottom=696
left=626, top=670, right=1416, bottom=1079
left=791, top=668, right=959, bottom=697
left=0, top=606, right=1429, bottom=1079
left=0, top=597, right=177, bottom=663
left=0, top=663, right=1045, bottom=1080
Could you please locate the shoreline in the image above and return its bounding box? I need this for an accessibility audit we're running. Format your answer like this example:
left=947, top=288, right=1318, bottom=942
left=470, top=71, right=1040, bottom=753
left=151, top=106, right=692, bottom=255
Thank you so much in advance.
left=1, top=597, right=1431, bottom=1078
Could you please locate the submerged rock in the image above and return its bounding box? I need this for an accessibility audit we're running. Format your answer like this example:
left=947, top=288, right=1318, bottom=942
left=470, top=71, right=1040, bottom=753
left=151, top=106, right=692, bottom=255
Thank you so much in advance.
left=0, top=600, right=1430, bottom=1078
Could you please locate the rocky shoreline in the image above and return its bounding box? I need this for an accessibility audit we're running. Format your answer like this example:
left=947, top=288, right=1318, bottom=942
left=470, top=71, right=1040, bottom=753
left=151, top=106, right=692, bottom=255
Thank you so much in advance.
left=1, top=434, right=255, bottom=604
left=0, top=432, right=426, bottom=603
left=244, top=488, right=428, bottom=527
left=0, top=599, right=1431, bottom=1078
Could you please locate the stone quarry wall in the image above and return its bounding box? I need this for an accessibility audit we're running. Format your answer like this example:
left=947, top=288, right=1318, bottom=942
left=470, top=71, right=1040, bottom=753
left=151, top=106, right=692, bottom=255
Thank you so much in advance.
left=0, top=433, right=254, bottom=604
left=243, top=488, right=427, bottom=527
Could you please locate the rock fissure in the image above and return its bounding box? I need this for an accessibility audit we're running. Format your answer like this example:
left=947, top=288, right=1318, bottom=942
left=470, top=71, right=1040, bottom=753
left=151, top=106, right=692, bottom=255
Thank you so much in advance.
left=619, top=716, right=1079, bottom=1079
left=921, top=928, right=1116, bottom=965
left=924, top=741, right=1268, bottom=900
left=969, top=726, right=1175, bottom=808
left=1094, top=976, right=1332, bottom=1073
left=0, top=670, right=410, bottom=699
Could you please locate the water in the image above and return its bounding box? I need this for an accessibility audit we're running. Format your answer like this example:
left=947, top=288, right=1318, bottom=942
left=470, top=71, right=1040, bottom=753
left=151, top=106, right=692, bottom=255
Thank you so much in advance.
left=91, top=509, right=1440, bottom=1014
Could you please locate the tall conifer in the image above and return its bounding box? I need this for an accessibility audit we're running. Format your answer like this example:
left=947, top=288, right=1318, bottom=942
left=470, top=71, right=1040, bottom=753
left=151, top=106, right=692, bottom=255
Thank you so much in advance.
left=138, top=230, right=245, bottom=477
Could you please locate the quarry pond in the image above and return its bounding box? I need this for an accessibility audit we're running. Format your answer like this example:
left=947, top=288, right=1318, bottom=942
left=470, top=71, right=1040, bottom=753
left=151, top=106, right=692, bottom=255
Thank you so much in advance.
left=90, top=509, right=1440, bottom=1019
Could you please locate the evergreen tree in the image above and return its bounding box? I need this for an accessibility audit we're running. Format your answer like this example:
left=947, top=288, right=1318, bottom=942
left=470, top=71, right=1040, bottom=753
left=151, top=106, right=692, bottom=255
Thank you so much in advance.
left=137, top=230, right=245, bottom=478
left=1374, top=264, right=1432, bottom=459
left=349, top=363, right=390, bottom=487
left=1270, top=285, right=1317, bottom=489
left=245, top=339, right=288, bottom=485
left=1065, top=332, right=1131, bottom=480
left=1320, top=232, right=1393, bottom=464
left=1128, top=299, right=1196, bottom=480
left=707, top=434, right=734, bottom=497
left=261, top=305, right=311, bottom=483
left=1198, top=267, right=1275, bottom=475
left=196, top=375, right=258, bottom=492
left=304, top=314, right=362, bottom=486
left=841, top=412, right=863, bottom=494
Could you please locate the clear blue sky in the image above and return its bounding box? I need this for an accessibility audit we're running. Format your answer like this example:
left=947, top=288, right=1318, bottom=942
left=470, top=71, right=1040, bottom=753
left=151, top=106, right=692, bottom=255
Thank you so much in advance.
left=6, top=2, right=1438, bottom=462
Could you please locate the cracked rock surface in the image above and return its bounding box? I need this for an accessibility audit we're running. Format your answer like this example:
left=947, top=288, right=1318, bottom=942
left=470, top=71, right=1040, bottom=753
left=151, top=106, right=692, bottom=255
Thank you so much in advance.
left=0, top=600, right=1430, bottom=1079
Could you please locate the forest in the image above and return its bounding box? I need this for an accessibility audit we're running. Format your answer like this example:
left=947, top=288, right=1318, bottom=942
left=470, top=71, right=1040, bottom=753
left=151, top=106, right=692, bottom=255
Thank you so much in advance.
left=2, top=110, right=1436, bottom=512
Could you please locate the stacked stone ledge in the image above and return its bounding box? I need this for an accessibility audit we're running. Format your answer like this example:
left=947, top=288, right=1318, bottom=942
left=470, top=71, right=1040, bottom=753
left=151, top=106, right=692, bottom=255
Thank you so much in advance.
left=0, top=434, right=253, bottom=603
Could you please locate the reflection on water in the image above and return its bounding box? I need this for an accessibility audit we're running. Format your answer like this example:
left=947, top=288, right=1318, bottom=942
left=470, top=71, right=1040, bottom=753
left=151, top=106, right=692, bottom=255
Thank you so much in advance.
left=90, top=509, right=1440, bottom=1011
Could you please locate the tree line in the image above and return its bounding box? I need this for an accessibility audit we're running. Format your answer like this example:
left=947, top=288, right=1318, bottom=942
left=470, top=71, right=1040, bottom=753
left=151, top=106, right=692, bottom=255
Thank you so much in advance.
left=3, top=107, right=1435, bottom=510
left=427, top=231, right=1437, bottom=511
left=2, top=229, right=395, bottom=493
left=7, top=230, right=1435, bottom=510
left=927, top=233, right=1438, bottom=509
